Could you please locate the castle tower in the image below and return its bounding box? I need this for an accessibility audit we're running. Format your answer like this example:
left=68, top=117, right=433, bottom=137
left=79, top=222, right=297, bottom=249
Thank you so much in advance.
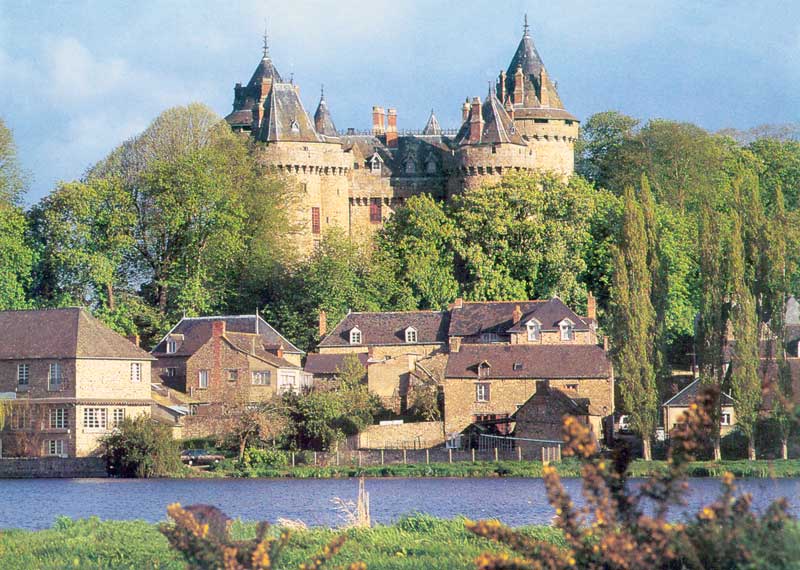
left=225, top=30, right=283, bottom=133
left=495, top=15, right=580, bottom=175
left=422, top=110, right=442, bottom=136
left=313, top=86, right=338, bottom=138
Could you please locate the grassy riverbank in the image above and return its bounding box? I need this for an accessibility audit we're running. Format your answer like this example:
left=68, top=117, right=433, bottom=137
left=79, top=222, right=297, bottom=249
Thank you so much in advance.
left=0, top=514, right=564, bottom=570
left=200, top=458, right=800, bottom=479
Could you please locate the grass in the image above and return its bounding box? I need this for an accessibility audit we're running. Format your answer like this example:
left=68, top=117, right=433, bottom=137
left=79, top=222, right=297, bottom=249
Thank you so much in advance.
left=202, top=458, right=800, bottom=479
left=0, top=514, right=565, bottom=570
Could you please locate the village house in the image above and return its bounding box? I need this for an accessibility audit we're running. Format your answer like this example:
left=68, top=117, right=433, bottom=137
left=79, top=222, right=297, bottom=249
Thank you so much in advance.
left=662, top=379, right=737, bottom=435
left=0, top=308, right=153, bottom=458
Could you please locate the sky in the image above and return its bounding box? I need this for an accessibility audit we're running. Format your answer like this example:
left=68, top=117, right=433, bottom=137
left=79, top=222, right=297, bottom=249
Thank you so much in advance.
left=1, top=0, right=799, bottom=203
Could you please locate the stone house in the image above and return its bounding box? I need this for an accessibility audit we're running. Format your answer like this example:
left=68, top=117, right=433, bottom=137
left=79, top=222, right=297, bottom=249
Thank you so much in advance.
left=0, top=308, right=153, bottom=458
left=150, top=316, right=306, bottom=431
left=303, top=352, right=369, bottom=383
left=314, top=310, right=450, bottom=410
left=662, top=379, right=736, bottom=435
left=224, top=18, right=579, bottom=255
left=513, top=380, right=595, bottom=451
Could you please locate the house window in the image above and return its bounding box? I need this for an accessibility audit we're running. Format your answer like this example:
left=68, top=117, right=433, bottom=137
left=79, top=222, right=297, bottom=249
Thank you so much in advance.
left=290, top=120, right=300, bottom=133
left=49, top=408, right=68, bottom=429
left=83, top=408, right=107, bottom=430
left=369, top=199, right=382, bottom=223
left=17, top=363, right=29, bottom=386
left=11, top=408, right=28, bottom=430
left=425, top=160, right=437, bottom=174
left=227, top=369, right=239, bottom=382
left=131, top=363, right=142, bottom=382
left=252, top=371, right=271, bottom=385
left=405, top=327, right=418, bottom=344
left=476, top=383, right=491, bottom=402
left=480, top=332, right=500, bottom=343
left=311, top=207, right=321, bottom=234
left=721, top=412, right=731, bottom=426
left=46, top=439, right=65, bottom=457
left=512, top=362, right=523, bottom=371
left=198, top=370, right=209, bottom=389
left=350, top=327, right=362, bottom=345
left=565, top=383, right=579, bottom=391
left=560, top=322, right=574, bottom=341
left=48, top=363, right=63, bottom=390
left=370, top=156, right=381, bottom=173
left=113, top=408, right=125, bottom=427
left=478, top=362, right=491, bottom=378
left=404, top=159, right=416, bottom=174
left=166, top=367, right=177, bottom=377
left=166, top=339, right=177, bottom=354
left=526, top=322, right=540, bottom=341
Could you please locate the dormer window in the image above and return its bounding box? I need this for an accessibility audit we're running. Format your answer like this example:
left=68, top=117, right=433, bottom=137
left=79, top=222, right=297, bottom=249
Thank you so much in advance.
left=425, top=160, right=437, bottom=174
left=478, top=360, right=491, bottom=378
left=369, top=154, right=382, bottom=173
left=405, top=327, right=418, bottom=344
left=349, top=327, right=362, bottom=345
left=526, top=319, right=541, bottom=342
left=290, top=120, right=300, bottom=133
left=404, top=159, right=416, bottom=174
left=166, top=339, right=177, bottom=354
left=480, top=332, right=500, bottom=343
left=559, top=319, right=574, bottom=341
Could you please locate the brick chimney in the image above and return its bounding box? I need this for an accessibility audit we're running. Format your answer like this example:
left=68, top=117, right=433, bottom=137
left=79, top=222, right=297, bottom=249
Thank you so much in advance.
left=276, top=344, right=284, bottom=359
left=499, top=71, right=507, bottom=101
left=372, top=106, right=385, bottom=136
left=452, top=297, right=464, bottom=309
left=469, top=97, right=483, bottom=142
left=252, top=104, right=264, bottom=131
left=211, top=320, right=226, bottom=338
left=386, top=108, right=398, bottom=148
left=513, top=65, right=524, bottom=105
left=126, top=334, right=140, bottom=347
left=512, top=304, right=522, bottom=325
left=461, top=98, right=471, bottom=123
left=318, top=309, right=327, bottom=337
left=539, top=68, right=550, bottom=107
left=587, top=291, right=597, bottom=321
left=603, top=336, right=609, bottom=351
left=449, top=336, right=462, bottom=353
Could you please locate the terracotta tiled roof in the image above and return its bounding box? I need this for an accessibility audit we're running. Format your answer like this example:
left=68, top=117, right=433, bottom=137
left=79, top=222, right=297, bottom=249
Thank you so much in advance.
left=319, top=311, right=449, bottom=348
left=0, top=307, right=153, bottom=361
left=445, top=344, right=611, bottom=379
left=304, top=353, right=369, bottom=375
left=449, top=298, right=589, bottom=337
left=152, top=315, right=302, bottom=356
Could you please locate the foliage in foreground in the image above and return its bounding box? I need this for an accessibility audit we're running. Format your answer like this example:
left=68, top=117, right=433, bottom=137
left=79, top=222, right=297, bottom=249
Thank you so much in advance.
left=102, top=416, right=184, bottom=477
left=160, top=503, right=364, bottom=570
left=467, top=386, right=797, bottom=569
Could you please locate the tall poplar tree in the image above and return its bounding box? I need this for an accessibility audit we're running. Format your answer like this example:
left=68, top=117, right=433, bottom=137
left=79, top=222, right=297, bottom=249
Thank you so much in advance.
left=696, top=204, right=728, bottom=460
left=728, top=215, right=761, bottom=460
left=610, top=186, right=658, bottom=460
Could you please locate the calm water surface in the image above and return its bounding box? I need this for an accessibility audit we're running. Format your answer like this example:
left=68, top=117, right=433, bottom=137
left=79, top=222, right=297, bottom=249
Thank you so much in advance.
left=1, top=477, right=798, bottom=530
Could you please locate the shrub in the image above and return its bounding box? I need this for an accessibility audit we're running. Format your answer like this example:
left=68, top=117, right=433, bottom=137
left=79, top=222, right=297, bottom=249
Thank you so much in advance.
left=242, top=447, right=289, bottom=469
left=160, top=503, right=365, bottom=570
left=467, top=386, right=796, bottom=569
left=102, top=416, right=183, bottom=477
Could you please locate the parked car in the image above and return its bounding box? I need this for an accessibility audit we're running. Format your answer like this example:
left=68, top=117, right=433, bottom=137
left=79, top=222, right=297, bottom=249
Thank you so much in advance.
left=180, top=449, right=223, bottom=465
left=618, top=415, right=632, bottom=434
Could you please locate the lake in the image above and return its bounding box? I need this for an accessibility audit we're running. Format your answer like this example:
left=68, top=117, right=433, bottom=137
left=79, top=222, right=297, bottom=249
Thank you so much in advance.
left=1, top=477, right=799, bottom=530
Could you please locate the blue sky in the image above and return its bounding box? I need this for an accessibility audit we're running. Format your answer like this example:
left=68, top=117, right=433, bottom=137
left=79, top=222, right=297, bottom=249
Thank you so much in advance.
left=1, top=0, right=798, bottom=202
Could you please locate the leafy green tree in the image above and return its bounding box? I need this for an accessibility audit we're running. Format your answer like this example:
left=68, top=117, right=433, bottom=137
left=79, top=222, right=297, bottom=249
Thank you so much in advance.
left=102, top=415, right=183, bottom=477
left=748, top=138, right=800, bottom=211
left=378, top=194, right=459, bottom=309
left=575, top=111, right=639, bottom=187
left=727, top=215, right=762, bottom=460
left=609, top=186, right=658, bottom=459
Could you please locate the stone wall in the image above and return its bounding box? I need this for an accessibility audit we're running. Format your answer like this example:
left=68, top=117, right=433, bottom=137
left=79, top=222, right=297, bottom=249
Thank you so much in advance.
left=0, top=457, right=107, bottom=478
left=357, top=421, right=445, bottom=449
left=75, top=358, right=152, bottom=400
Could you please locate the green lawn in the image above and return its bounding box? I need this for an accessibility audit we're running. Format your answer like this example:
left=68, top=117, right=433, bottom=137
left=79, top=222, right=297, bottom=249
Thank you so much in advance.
left=0, top=515, right=565, bottom=570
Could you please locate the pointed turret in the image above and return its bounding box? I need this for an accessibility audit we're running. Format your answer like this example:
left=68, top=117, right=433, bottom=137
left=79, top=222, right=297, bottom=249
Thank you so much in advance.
left=422, top=109, right=441, bottom=135
left=256, top=83, right=321, bottom=143
left=314, top=85, right=338, bottom=138
left=454, top=88, right=524, bottom=146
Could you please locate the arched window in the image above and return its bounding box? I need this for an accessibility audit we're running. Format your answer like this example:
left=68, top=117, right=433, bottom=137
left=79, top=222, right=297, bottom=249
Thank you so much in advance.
left=559, top=319, right=574, bottom=341
left=526, top=319, right=540, bottom=341
left=405, top=327, right=418, bottom=343
left=349, top=327, right=362, bottom=345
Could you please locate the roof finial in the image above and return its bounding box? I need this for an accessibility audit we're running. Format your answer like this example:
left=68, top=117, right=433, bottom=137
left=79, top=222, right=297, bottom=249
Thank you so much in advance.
left=320, top=84, right=325, bottom=101
left=523, top=13, right=530, bottom=36
left=262, top=22, right=270, bottom=59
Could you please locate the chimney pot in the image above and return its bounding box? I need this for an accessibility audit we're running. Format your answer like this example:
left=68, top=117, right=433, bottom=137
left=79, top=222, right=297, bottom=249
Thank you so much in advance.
left=453, top=297, right=464, bottom=309
left=372, top=106, right=386, bottom=136
left=212, top=320, right=226, bottom=338
left=318, top=309, right=328, bottom=338
left=512, top=304, right=522, bottom=325
left=386, top=108, right=398, bottom=147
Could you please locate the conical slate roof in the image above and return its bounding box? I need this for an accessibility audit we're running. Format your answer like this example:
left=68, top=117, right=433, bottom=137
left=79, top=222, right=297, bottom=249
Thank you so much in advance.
left=313, top=88, right=338, bottom=138
left=422, top=110, right=442, bottom=135
left=258, top=83, right=321, bottom=143
left=454, top=91, right=525, bottom=146
left=225, top=38, right=283, bottom=129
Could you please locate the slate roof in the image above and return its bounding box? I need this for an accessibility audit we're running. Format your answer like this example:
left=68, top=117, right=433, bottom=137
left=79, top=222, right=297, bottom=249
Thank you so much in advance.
left=503, top=27, right=568, bottom=114
left=225, top=53, right=283, bottom=129
left=257, top=83, right=321, bottom=143
left=663, top=379, right=735, bottom=407
left=304, top=353, right=369, bottom=375
left=0, top=307, right=153, bottom=361
left=314, top=91, right=338, bottom=138
left=340, top=134, right=452, bottom=177
left=319, top=311, right=450, bottom=347
left=422, top=110, right=442, bottom=135
left=223, top=332, right=299, bottom=369
left=152, top=315, right=303, bottom=356
left=455, top=92, right=525, bottom=147
left=445, top=344, right=611, bottom=379
left=449, top=298, right=590, bottom=337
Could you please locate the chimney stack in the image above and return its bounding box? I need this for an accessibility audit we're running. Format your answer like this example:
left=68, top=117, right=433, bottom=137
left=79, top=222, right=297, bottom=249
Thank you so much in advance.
left=212, top=320, right=226, bottom=338
left=319, top=309, right=327, bottom=338
left=587, top=291, right=597, bottom=321
left=512, top=304, right=522, bottom=325
left=372, top=106, right=385, bottom=136
left=469, top=97, right=483, bottom=142
left=461, top=98, right=471, bottom=123
left=126, top=334, right=140, bottom=347
left=513, top=65, right=524, bottom=105
left=452, top=297, right=464, bottom=310
left=539, top=68, right=550, bottom=106
left=499, top=71, right=507, bottom=101
left=386, top=108, right=398, bottom=148
left=276, top=344, right=284, bottom=359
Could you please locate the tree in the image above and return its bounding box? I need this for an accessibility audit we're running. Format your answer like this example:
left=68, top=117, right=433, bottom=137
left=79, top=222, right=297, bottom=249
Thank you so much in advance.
left=0, top=117, right=27, bottom=203
left=575, top=111, right=639, bottom=187
left=696, top=205, right=729, bottom=460
left=102, top=416, right=183, bottom=477
left=216, top=397, right=288, bottom=462
left=727, top=215, right=762, bottom=460
left=609, top=186, right=658, bottom=460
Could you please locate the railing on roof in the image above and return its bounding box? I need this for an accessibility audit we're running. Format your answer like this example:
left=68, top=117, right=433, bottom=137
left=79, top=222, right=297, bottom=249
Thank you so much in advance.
left=336, top=128, right=459, bottom=137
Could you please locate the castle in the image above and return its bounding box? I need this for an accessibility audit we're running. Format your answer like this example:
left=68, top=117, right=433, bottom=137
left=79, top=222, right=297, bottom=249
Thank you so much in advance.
left=224, top=17, right=579, bottom=253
